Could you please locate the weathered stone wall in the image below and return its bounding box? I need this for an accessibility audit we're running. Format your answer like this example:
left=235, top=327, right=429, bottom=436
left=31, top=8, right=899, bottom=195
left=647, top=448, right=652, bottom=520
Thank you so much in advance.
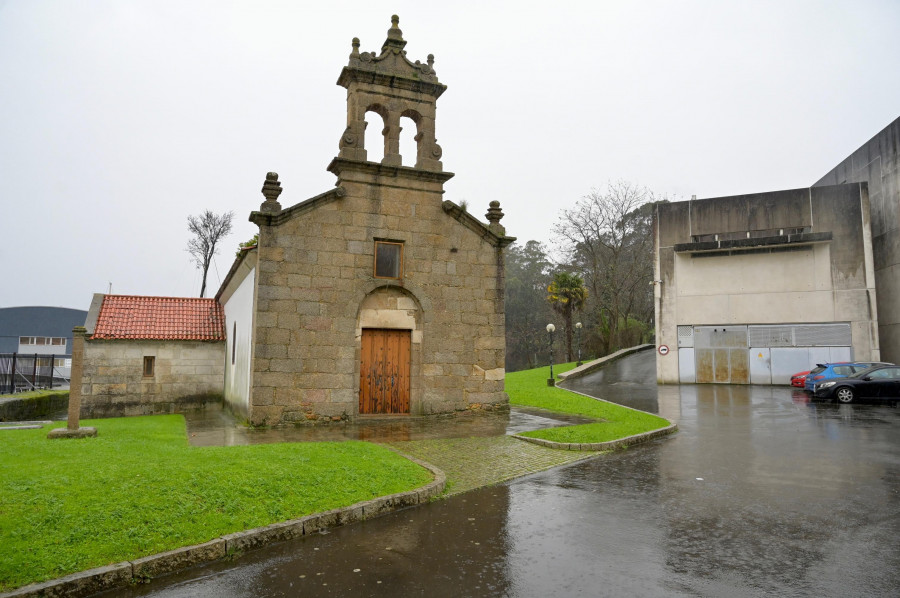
left=79, top=339, right=224, bottom=418
left=0, top=391, right=69, bottom=421
left=249, top=168, right=508, bottom=425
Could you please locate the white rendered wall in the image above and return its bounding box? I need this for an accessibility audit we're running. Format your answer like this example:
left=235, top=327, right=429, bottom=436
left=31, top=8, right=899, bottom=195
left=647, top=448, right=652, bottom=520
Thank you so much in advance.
left=223, top=262, right=256, bottom=418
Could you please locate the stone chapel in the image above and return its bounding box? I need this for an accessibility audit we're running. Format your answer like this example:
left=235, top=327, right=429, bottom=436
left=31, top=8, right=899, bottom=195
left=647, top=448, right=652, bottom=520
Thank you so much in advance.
left=71, top=16, right=514, bottom=425
left=215, top=15, right=515, bottom=424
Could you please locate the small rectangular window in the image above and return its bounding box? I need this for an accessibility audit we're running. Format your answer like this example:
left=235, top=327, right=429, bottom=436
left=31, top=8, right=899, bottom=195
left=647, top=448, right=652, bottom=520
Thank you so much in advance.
left=143, top=356, right=155, bottom=377
left=19, top=337, right=32, bottom=345
left=374, top=241, right=403, bottom=279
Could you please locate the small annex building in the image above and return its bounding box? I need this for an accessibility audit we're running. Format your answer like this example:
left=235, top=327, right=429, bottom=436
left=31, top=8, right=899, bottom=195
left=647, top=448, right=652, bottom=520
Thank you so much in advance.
left=69, top=16, right=513, bottom=425
left=216, top=16, right=514, bottom=425
left=75, top=294, right=226, bottom=417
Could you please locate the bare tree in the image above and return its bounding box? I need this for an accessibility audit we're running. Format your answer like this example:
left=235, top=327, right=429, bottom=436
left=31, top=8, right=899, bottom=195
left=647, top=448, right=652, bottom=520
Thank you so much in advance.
left=187, top=210, right=234, bottom=297
left=553, top=181, right=666, bottom=355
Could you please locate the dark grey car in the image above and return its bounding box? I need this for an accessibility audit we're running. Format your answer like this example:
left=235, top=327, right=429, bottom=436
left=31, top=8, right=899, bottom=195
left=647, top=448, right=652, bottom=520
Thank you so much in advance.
left=813, top=364, right=900, bottom=403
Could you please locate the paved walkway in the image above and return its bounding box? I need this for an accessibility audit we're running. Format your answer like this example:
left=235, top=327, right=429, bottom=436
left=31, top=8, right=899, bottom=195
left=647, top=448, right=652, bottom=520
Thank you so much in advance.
left=384, top=436, right=595, bottom=495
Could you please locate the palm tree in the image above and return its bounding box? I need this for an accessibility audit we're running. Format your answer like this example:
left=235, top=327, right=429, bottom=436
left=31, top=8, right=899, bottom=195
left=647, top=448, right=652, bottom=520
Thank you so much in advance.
left=547, top=272, right=588, bottom=362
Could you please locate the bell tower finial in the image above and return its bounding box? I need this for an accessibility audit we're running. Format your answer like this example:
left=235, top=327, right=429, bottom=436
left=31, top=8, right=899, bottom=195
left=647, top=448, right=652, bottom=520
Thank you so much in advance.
left=389, top=15, right=401, bottom=36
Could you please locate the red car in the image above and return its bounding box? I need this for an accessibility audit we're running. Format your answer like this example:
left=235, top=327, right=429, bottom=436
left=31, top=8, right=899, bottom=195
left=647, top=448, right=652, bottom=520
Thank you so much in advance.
left=791, top=371, right=810, bottom=388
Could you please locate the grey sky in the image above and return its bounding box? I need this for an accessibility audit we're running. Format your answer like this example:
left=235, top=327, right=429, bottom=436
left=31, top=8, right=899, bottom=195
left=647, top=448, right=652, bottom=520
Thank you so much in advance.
left=2, top=0, right=899, bottom=311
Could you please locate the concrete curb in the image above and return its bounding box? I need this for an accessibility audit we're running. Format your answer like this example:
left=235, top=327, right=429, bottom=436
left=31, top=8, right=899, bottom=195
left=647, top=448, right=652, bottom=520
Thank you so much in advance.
left=0, top=456, right=445, bottom=598
left=512, top=422, right=678, bottom=451
left=556, top=344, right=654, bottom=382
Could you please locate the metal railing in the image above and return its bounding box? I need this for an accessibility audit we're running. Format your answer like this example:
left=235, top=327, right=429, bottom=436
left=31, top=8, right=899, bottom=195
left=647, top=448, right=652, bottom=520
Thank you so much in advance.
left=0, top=353, right=71, bottom=394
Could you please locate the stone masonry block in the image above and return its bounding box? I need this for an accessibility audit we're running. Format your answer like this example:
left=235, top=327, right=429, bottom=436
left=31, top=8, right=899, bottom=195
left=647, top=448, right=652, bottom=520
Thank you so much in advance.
left=297, top=302, right=323, bottom=317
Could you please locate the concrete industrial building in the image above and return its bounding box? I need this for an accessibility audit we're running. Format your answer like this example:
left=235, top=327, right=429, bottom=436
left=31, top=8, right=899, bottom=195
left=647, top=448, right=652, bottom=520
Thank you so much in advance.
left=815, top=117, right=900, bottom=363
left=0, top=306, right=88, bottom=392
left=655, top=116, right=899, bottom=384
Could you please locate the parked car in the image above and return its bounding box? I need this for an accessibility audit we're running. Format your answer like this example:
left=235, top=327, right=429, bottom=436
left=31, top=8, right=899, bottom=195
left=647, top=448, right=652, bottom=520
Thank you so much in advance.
left=790, top=371, right=810, bottom=388
left=803, top=362, right=885, bottom=392
left=813, top=364, right=900, bottom=403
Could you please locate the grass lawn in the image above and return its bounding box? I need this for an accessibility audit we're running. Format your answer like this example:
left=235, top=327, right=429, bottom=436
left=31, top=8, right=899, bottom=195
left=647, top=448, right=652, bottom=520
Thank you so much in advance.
left=0, top=415, right=432, bottom=591
left=506, top=362, right=671, bottom=443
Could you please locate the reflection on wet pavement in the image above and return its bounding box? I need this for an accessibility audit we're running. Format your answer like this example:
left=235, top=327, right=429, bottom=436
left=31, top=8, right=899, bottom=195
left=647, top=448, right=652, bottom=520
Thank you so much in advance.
left=107, top=351, right=900, bottom=598
left=183, top=405, right=592, bottom=447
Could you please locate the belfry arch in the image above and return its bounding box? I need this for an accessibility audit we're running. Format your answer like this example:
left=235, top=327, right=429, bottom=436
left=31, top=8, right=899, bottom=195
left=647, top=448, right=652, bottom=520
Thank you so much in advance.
left=335, top=15, right=445, bottom=172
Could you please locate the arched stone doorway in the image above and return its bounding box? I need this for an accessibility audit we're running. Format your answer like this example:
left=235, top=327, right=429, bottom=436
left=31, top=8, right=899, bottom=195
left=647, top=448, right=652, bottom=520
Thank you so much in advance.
left=356, top=286, right=422, bottom=415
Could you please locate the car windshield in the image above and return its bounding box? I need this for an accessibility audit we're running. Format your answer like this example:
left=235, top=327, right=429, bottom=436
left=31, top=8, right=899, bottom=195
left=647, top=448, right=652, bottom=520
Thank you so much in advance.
left=849, top=366, right=880, bottom=379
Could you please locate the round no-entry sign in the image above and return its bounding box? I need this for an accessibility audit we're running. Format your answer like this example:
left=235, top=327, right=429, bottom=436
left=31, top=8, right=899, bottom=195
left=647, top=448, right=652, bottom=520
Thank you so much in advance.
left=658, top=345, right=670, bottom=355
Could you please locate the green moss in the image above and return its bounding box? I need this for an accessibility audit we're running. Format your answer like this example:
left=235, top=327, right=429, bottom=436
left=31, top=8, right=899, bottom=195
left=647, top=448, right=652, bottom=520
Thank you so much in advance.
left=0, top=389, right=69, bottom=401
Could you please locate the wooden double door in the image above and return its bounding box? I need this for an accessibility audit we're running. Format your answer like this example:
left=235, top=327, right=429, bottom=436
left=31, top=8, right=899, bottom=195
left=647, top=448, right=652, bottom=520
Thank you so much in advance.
left=359, top=328, right=410, bottom=414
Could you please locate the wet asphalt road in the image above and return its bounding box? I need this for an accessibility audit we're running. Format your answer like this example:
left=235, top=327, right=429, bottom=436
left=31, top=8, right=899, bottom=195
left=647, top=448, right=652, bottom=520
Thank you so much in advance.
left=105, top=352, right=900, bottom=597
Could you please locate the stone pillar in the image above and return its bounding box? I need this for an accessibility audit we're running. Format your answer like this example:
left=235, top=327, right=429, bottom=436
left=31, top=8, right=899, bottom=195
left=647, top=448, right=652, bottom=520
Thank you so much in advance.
left=48, top=326, right=97, bottom=439
left=381, top=110, right=402, bottom=166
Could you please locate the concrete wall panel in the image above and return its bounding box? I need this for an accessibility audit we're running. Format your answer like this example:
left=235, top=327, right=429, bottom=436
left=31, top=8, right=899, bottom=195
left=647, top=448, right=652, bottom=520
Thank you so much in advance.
left=675, top=250, right=819, bottom=296
left=657, top=201, right=691, bottom=247
left=810, top=184, right=867, bottom=290
left=815, top=117, right=900, bottom=362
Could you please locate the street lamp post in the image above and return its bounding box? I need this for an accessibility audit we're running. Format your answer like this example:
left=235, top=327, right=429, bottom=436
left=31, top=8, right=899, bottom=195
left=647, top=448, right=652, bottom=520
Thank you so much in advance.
left=547, top=323, right=556, bottom=386
left=575, top=321, right=583, bottom=366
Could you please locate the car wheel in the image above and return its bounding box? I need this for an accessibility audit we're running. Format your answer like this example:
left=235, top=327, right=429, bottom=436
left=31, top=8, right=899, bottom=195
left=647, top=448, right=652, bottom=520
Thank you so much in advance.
left=835, top=387, right=855, bottom=404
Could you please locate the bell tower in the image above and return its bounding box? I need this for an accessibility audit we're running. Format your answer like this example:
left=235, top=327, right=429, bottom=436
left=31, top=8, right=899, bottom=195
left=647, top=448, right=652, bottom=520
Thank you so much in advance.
left=328, top=15, right=448, bottom=175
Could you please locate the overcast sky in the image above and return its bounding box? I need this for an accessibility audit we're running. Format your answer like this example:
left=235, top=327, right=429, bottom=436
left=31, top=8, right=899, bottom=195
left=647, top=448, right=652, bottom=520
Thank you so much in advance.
left=2, top=0, right=899, bottom=311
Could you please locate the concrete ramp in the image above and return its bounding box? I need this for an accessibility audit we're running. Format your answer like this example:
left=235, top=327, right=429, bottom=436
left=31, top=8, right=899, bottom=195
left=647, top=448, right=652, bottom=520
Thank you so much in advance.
left=557, top=344, right=655, bottom=383
left=558, top=347, right=659, bottom=413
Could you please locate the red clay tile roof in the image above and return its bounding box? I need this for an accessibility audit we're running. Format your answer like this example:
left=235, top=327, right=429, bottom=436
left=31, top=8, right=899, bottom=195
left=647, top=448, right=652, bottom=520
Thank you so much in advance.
left=91, top=295, right=226, bottom=341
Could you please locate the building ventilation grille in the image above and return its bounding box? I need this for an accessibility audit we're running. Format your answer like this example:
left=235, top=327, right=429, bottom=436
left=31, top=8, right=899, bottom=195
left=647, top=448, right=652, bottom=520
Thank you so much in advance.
left=749, top=324, right=851, bottom=347
left=693, top=326, right=749, bottom=349
left=677, top=325, right=694, bottom=348
left=748, top=325, right=794, bottom=347
left=792, top=324, right=852, bottom=347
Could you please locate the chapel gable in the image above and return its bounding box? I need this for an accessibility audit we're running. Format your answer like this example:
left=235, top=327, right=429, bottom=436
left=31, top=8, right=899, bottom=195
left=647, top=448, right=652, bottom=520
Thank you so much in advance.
left=226, top=16, right=515, bottom=426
